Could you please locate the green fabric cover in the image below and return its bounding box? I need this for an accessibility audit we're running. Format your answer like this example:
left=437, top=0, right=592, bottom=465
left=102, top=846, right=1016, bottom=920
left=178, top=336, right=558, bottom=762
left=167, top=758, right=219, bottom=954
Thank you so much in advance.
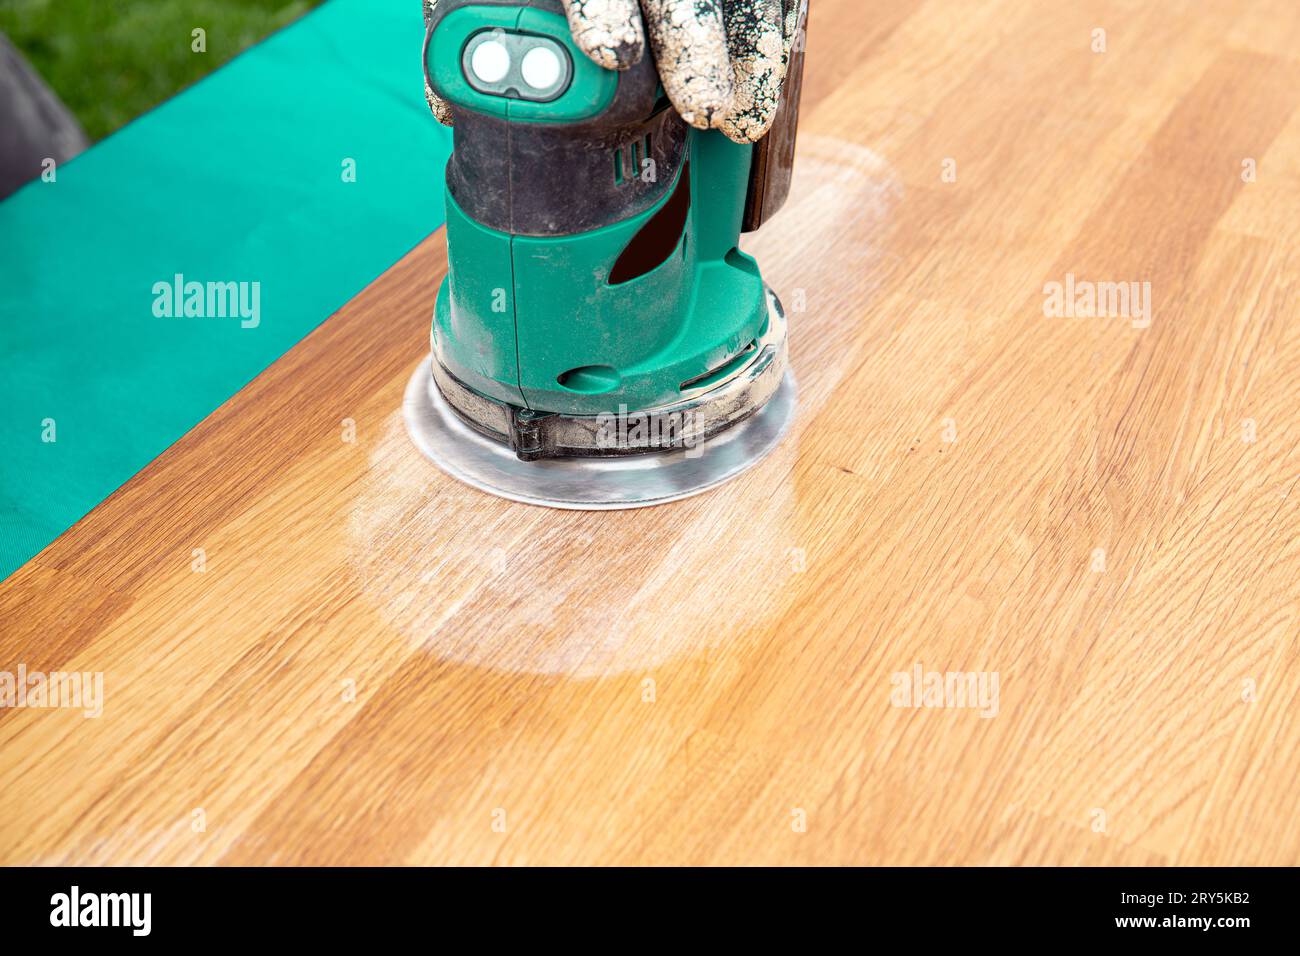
left=0, top=0, right=451, bottom=581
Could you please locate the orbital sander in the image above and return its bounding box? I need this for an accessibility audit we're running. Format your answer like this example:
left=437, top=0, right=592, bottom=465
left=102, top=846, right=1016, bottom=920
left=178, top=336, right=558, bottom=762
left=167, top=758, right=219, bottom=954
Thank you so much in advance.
left=405, top=0, right=807, bottom=507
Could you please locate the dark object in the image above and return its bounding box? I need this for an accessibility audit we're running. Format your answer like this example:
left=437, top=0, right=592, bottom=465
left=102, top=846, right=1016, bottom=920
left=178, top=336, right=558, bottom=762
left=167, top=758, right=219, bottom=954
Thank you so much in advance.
left=608, top=161, right=691, bottom=284
left=742, top=0, right=809, bottom=232
left=0, top=32, right=88, bottom=201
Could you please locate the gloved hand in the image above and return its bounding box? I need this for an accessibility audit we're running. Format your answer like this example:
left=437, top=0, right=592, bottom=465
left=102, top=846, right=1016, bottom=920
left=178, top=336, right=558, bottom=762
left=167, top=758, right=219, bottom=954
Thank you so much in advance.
left=423, top=0, right=802, bottom=145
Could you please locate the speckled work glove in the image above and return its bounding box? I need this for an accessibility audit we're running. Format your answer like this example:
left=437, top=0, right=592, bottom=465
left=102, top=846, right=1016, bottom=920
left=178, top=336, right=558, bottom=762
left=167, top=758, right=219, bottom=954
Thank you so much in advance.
left=424, top=0, right=802, bottom=145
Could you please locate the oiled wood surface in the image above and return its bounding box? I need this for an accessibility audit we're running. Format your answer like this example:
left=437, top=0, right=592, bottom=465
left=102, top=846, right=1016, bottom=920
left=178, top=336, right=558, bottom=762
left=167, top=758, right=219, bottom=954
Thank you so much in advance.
left=2, top=0, right=1298, bottom=865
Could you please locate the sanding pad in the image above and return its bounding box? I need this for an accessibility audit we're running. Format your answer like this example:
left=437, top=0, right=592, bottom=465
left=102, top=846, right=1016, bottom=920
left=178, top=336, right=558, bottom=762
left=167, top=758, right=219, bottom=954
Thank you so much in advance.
left=403, top=290, right=797, bottom=509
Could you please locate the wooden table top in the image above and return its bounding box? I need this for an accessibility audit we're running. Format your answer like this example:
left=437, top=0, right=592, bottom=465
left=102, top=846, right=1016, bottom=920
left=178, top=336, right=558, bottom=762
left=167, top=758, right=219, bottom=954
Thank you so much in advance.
left=2, top=0, right=1297, bottom=865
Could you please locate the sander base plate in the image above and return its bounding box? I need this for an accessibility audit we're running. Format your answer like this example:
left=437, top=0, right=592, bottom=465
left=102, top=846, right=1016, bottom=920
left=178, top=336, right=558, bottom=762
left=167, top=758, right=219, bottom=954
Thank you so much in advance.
left=402, top=361, right=797, bottom=510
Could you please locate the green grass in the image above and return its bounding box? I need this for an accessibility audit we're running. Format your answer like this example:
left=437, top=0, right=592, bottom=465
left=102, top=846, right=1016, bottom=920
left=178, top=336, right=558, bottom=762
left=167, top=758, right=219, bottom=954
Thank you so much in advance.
left=0, top=0, right=324, bottom=140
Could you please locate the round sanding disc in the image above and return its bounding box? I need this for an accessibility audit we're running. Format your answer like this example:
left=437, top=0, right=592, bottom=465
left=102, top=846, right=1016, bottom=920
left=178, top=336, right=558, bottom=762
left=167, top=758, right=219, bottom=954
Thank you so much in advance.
left=402, top=359, right=797, bottom=510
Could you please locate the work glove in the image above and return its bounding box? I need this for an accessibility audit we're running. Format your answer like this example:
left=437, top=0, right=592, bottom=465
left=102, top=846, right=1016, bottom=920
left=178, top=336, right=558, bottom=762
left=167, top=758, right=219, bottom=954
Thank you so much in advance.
left=423, top=0, right=802, bottom=144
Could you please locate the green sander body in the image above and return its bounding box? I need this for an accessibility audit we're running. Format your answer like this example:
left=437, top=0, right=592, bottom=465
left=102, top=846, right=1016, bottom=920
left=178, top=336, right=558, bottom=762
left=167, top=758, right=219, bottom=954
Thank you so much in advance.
left=421, top=0, right=804, bottom=466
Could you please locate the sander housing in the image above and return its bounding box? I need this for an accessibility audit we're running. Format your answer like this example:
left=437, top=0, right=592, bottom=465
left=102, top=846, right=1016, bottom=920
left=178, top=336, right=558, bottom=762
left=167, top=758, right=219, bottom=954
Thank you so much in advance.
left=421, top=0, right=806, bottom=463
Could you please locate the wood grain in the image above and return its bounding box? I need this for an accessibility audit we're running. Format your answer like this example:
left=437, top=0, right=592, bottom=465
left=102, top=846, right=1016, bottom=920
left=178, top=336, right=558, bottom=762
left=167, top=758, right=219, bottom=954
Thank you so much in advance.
left=2, top=0, right=1298, bottom=865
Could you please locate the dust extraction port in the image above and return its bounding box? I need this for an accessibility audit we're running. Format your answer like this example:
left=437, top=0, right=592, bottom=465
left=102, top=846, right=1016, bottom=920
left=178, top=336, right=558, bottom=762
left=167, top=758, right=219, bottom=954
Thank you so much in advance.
left=556, top=364, right=621, bottom=393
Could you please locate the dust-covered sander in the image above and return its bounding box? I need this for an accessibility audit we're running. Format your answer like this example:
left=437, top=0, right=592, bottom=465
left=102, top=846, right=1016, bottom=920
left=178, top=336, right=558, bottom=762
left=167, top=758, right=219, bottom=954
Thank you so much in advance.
left=405, top=0, right=807, bottom=507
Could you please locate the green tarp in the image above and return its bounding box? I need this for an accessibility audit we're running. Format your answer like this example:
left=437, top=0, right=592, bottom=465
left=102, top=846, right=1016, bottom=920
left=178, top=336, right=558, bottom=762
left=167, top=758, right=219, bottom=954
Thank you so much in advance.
left=0, top=0, right=452, bottom=581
